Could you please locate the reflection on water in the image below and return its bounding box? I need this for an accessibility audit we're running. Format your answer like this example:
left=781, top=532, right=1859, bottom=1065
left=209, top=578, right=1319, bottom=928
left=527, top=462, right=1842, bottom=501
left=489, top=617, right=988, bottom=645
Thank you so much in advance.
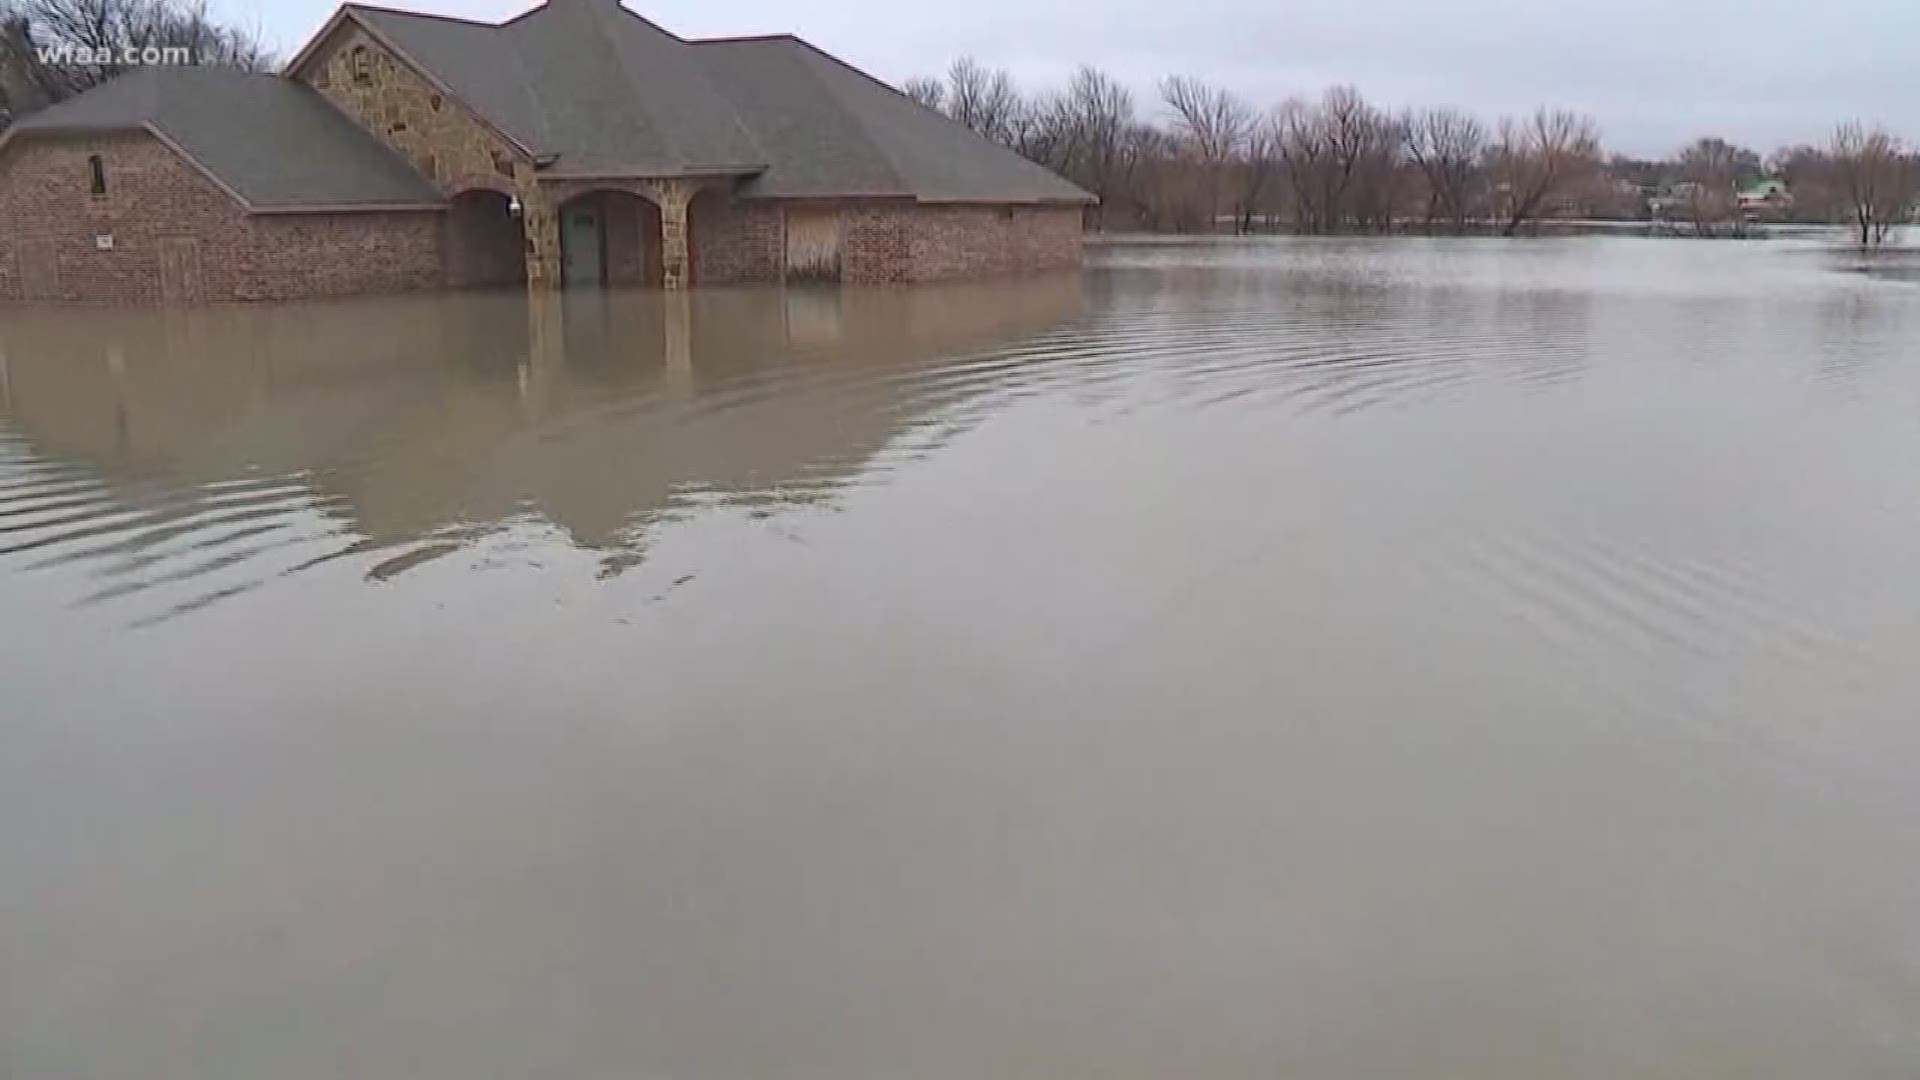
left=0, top=279, right=1086, bottom=616
left=6, top=238, right=1920, bottom=1079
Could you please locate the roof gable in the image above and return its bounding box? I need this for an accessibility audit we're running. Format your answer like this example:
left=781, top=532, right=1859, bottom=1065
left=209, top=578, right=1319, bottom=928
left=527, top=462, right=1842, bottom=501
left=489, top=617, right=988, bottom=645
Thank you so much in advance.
left=278, top=0, right=1095, bottom=204
left=330, top=0, right=765, bottom=175
left=2, top=66, right=444, bottom=210
left=280, top=0, right=1098, bottom=203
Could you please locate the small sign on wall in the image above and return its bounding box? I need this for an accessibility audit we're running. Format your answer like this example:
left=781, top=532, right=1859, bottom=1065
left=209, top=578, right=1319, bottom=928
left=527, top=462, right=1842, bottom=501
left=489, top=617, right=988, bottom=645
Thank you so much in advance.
left=94, top=234, right=114, bottom=251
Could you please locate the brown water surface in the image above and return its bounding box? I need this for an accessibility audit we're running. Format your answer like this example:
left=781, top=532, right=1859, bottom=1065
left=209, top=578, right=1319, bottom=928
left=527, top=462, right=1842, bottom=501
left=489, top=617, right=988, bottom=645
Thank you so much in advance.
left=4, top=237, right=1920, bottom=1077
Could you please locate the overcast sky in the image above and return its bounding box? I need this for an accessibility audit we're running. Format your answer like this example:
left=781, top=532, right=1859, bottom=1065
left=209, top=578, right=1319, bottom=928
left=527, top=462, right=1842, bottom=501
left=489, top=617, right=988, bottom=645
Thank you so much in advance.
left=223, top=0, right=1920, bottom=159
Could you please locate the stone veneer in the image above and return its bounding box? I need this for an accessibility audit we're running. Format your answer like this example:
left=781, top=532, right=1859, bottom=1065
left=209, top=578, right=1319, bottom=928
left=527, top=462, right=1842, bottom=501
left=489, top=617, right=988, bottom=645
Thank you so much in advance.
left=290, top=16, right=1083, bottom=294
left=0, top=132, right=442, bottom=302
left=296, top=21, right=713, bottom=291
left=540, top=176, right=703, bottom=289
left=297, top=22, right=563, bottom=288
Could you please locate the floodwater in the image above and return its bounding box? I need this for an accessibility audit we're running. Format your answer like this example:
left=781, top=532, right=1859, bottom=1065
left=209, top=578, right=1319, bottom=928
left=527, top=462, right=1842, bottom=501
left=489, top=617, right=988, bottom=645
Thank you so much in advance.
left=4, top=236, right=1920, bottom=1078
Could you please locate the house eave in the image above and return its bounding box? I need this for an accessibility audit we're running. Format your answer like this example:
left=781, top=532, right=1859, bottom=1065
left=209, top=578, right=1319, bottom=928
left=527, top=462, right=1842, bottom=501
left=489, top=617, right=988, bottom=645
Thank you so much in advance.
left=249, top=201, right=448, bottom=214
left=913, top=194, right=1099, bottom=206
left=535, top=164, right=767, bottom=181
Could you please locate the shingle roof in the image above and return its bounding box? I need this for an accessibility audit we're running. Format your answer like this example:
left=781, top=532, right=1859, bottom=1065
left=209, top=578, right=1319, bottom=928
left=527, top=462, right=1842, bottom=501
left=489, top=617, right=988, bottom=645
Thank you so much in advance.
left=336, top=0, right=1094, bottom=203
left=7, top=0, right=1096, bottom=209
left=349, top=0, right=766, bottom=175
left=3, top=66, right=443, bottom=209
left=696, top=36, right=1093, bottom=203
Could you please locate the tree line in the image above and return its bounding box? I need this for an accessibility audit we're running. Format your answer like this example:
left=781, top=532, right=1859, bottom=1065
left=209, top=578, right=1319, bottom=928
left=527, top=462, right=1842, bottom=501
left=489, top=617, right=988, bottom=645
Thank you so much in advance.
left=906, top=57, right=1920, bottom=246
left=3, top=3, right=1913, bottom=248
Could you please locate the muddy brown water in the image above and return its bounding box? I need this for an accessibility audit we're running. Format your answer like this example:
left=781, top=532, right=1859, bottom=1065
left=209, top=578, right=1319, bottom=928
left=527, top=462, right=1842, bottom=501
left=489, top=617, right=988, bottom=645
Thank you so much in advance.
left=4, top=236, right=1920, bottom=1077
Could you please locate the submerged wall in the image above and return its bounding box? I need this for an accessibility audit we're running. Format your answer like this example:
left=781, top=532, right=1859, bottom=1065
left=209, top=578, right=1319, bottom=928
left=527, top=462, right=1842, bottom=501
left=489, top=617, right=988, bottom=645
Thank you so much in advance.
left=0, top=132, right=443, bottom=302
left=692, top=197, right=1084, bottom=286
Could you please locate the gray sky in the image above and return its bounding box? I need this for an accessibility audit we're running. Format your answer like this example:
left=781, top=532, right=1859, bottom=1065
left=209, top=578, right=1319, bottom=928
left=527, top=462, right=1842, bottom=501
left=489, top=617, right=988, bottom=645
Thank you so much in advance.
left=224, top=0, right=1920, bottom=159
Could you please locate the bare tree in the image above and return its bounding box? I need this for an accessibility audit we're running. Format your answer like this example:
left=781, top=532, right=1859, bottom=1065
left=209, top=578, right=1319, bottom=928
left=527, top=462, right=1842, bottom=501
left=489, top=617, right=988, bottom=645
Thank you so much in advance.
left=1036, top=65, right=1135, bottom=228
left=1828, top=122, right=1918, bottom=247
left=1125, top=121, right=1184, bottom=231
left=0, top=0, right=270, bottom=124
left=1491, top=107, right=1600, bottom=236
left=1161, top=74, right=1250, bottom=163
left=1273, top=87, right=1401, bottom=234
left=0, top=11, right=52, bottom=121
left=1160, top=74, right=1250, bottom=231
left=1234, top=113, right=1279, bottom=233
left=1769, top=143, right=1840, bottom=223
left=1404, top=106, right=1486, bottom=231
left=1274, top=97, right=1332, bottom=233
left=901, top=75, right=943, bottom=111
left=943, top=55, right=1022, bottom=146
left=1323, top=86, right=1401, bottom=230
left=1674, top=136, right=1754, bottom=236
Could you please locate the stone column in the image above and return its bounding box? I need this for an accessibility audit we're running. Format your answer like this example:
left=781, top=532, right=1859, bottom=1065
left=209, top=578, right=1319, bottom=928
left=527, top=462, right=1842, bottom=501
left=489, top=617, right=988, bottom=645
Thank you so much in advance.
left=653, top=179, right=697, bottom=290
left=521, top=182, right=562, bottom=291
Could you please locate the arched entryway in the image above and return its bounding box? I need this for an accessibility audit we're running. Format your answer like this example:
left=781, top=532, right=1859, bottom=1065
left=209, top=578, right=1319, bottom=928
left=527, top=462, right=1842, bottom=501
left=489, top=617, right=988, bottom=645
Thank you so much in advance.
left=558, top=190, right=663, bottom=289
left=445, top=189, right=527, bottom=289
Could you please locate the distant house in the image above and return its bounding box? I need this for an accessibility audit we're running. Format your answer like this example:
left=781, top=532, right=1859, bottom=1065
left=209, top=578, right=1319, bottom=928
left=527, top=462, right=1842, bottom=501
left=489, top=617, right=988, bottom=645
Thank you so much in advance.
left=0, top=0, right=1093, bottom=302
left=1737, top=178, right=1793, bottom=218
left=1647, top=180, right=1716, bottom=219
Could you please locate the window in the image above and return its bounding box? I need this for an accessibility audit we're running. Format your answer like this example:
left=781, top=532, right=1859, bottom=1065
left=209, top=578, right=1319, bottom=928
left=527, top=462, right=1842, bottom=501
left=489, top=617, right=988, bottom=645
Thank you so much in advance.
left=350, top=45, right=371, bottom=85
left=88, top=154, right=106, bottom=197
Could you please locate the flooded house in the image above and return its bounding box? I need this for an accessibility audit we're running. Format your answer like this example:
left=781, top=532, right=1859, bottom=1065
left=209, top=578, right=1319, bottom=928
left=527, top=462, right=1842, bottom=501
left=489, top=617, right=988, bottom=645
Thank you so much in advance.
left=0, top=0, right=1093, bottom=303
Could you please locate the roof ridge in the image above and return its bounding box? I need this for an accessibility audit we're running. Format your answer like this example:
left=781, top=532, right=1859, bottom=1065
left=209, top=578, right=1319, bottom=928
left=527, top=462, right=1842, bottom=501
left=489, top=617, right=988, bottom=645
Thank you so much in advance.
left=602, top=0, right=686, bottom=44
left=692, top=32, right=800, bottom=44
left=587, top=0, right=766, bottom=169
left=339, top=2, right=502, bottom=29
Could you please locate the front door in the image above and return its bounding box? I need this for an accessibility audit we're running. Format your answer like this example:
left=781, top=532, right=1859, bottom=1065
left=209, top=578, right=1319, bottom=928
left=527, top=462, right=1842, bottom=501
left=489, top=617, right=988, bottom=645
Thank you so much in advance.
left=562, top=205, right=604, bottom=287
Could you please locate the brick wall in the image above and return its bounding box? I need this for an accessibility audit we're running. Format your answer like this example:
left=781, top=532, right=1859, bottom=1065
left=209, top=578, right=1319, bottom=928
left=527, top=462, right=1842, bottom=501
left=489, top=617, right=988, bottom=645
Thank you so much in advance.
left=691, top=192, right=782, bottom=285
left=841, top=203, right=917, bottom=285
left=0, top=131, right=443, bottom=302
left=688, top=199, right=1083, bottom=287
left=0, top=132, right=245, bottom=302
left=909, top=204, right=1083, bottom=282
left=246, top=212, right=443, bottom=300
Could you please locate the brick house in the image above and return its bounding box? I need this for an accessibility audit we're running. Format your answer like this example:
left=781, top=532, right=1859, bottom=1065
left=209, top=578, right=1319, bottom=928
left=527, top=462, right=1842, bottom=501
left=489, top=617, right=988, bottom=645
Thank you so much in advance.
left=0, top=0, right=1093, bottom=303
